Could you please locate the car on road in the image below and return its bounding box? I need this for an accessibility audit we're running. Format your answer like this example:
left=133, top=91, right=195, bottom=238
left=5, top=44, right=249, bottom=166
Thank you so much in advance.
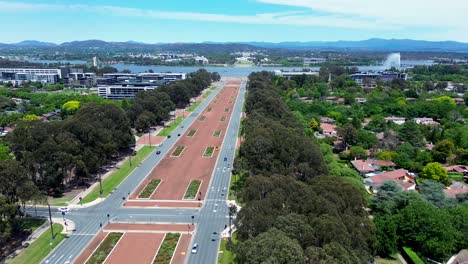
left=177, top=133, right=181, bottom=136
left=58, top=207, right=70, bottom=213
left=156, top=150, right=161, bottom=155
left=191, top=243, right=198, bottom=254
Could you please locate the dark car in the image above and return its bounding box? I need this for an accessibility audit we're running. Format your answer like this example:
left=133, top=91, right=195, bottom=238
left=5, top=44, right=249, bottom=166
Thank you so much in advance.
left=156, top=151, right=161, bottom=155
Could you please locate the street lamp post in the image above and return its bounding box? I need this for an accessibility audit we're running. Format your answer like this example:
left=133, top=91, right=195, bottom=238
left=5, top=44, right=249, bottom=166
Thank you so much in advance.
left=47, top=203, right=55, bottom=240
left=191, top=215, right=194, bottom=226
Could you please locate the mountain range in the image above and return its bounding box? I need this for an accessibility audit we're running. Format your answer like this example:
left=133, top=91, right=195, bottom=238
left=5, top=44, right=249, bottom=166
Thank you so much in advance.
left=1, top=38, right=468, bottom=52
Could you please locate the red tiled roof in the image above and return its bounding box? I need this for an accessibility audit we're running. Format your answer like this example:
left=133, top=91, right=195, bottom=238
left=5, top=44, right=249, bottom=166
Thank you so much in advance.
left=370, top=169, right=415, bottom=190
left=445, top=165, right=467, bottom=173
left=351, top=160, right=376, bottom=173
left=444, top=181, right=468, bottom=198
left=320, top=123, right=336, bottom=133
left=371, top=159, right=396, bottom=167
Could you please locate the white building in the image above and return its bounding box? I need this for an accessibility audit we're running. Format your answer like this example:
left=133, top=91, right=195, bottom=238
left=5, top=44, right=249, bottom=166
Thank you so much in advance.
left=98, top=86, right=155, bottom=100
left=274, top=70, right=319, bottom=80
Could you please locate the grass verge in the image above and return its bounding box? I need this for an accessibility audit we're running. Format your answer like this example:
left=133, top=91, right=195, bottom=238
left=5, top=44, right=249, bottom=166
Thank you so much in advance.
left=10, top=224, right=65, bottom=264
left=218, top=233, right=237, bottom=264
left=220, top=116, right=226, bottom=122
left=199, top=116, right=206, bottom=121
left=18, top=218, right=46, bottom=232
left=213, top=130, right=222, bottom=137
left=375, top=256, right=403, bottom=264
left=203, top=147, right=215, bottom=157
left=187, top=129, right=197, bottom=137
left=153, top=233, right=181, bottom=264
left=81, top=146, right=156, bottom=204
left=184, top=180, right=201, bottom=199
left=202, top=91, right=212, bottom=99
left=171, top=146, right=185, bottom=157
left=138, top=179, right=161, bottom=199
left=86, top=233, right=123, bottom=264
left=158, top=116, right=185, bottom=137
left=448, top=172, right=464, bottom=182
left=48, top=196, right=73, bottom=207
left=211, top=86, right=217, bottom=90
left=187, top=101, right=201, bottom=112
left=402, top=247, right=424, bottom=264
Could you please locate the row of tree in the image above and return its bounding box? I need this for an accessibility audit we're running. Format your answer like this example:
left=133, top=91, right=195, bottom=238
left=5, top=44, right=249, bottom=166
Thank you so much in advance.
left=233, top=72, right=376, bottom=263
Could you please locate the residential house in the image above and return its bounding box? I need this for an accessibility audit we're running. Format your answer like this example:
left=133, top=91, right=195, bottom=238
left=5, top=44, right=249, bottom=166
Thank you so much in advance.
left=320, top=123, right=337, bottom=137
left=445, top=165, right=468, bottom=175
left=444, top=181, right=468, bottom=198
left=351, top=159, right=397, bottom=175
left=414, top=117, right=439, bottom=125
left=355, top=97, right=367, bottom=103
left=363, top=169, right=416, bottom=192
left=323, top=96, right=345, bottom=104
left=320, top=117, right=335, bottom=124
left=453, top=98, right=465, bottom=105
left=384, top=116, right=406, bottom=125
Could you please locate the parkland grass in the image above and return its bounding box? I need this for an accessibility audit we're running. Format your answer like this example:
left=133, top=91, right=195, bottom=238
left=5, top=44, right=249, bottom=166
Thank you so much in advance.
left=171, top=146, right=185, bottom=157
left=153, top=233, right=181, bottom=264
left=86, top=233, right=123, bottom=264
left=218, top=233, right=237, bottom=264
left=213, top=130, right=222, bottom=137
left=199, top=115, right=206, bottom=121
left=18, top=218, right=46, bottom=232
left=10, top=224, right=65, bottom=264
left=187, top=101, right=201, bottom=112
left=138, top=179, right=161, bottom=199
left=81, top=146, right=156, bottom=204
left=184, top=180, right=201, bottom=199
left=220, top=116, right=227, bottom=122
left=202, top=91, right=212, bottom=99
left=158, top=116, right=185, bottom=137
left=203, top=147, right=215, bottom=157
left=187, top=129, right=197, bottom=137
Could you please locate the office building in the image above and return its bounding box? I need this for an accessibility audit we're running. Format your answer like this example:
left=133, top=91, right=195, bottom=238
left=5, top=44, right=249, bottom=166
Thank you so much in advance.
left=351, top=72, right=407, bottom=88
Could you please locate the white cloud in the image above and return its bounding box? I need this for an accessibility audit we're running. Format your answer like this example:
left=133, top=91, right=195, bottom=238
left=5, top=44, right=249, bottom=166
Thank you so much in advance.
left=257, top=0, right=467, bottom=29
left=0, top=1, right=394, bottom=30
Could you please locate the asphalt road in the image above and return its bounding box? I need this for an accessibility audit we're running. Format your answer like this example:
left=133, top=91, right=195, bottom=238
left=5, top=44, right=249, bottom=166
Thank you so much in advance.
left=186, top=81, right=246, bottom=264
left=24, top=80, right=245, bottom=264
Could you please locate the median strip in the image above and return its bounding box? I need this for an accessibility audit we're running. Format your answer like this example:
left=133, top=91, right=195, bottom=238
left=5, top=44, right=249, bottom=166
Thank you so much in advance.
left=187, top=129, right=197, bottom=137
left=171, top=146, right=186, bottom=157
left=153, top=233, right=181, bottom=264
left=184, top=180, right=201, bottom=199
left=158, top=116, right=185, bottom=137
left=86, top=232, right=123, bottom=264
left=203, top=146, right=215, bottom=157
left=138, top=179, right=161, bottom=199
left=213, top=129, right=222, bottom=137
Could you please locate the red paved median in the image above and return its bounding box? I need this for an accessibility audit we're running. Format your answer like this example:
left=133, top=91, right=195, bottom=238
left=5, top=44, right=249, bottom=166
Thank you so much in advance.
left=127, top=80, right=241, bottom=207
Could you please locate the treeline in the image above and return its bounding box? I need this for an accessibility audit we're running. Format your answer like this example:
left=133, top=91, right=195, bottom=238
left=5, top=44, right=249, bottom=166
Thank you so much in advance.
left=233, top=72, right=376, bottom=263
left=373, top=181, right=467, bottom=262
left=126, top=69, right=219, bottom=132
left=5, top=103, right=134, bottom=195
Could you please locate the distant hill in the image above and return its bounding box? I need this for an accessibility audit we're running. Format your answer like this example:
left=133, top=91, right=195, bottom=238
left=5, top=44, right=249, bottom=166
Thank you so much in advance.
left=1, top=38, right=468, bottom=52
left=241, top=38, right=468, bottom=52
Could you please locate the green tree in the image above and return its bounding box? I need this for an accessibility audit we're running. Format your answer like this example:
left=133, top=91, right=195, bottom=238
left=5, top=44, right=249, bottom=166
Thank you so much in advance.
left=419, top=162, right=449, bottom=185
left=61, top=100, right=80, bottom=115
left=374, top=215, right=398, bottom=257
left=308, top=118, right=319, bottom=131
left=20, top=114, right=39, bottom=121
left=432, top=139, right=456, bottom=163
left=398, top=121, right=423, bottom=147
left=237, top=228, right=305, bottom=264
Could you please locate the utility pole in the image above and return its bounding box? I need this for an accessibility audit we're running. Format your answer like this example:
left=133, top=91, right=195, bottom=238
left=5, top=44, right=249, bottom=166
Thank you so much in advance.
left=48, top=203, right=55, bottom=240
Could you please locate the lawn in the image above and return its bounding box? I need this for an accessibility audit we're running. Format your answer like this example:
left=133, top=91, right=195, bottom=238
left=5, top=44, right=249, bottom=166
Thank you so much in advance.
left=138, top=179, right=161, bottom=199
left=202, top=91, right=212, bottom=99
left=187, top=129, right=197, bottom=137
left=18, top=218, right=46, bottom=232
left=158, top=116, right=185, bottom=137
left=375, top=256, right=403, bottom=264
left=10, top=224, right=65, bottom=264
left=187, top=101, right=201, bottom=112
left=48, top=196, right=73, bottom=207
left=220, top=116, right=227, bottom=122
left=199, top=115, right=206, bottom=121
left=87, top=233, right=123, bottom=264
left=448, top=172, right=464, bottom=182
left=81, top=146, right=156, bottom=204
left=184, top=180, right=201, bottom=199
left=203, top=147, right=215, bottom=157
left=153, top=233, right=181, bottom=264
left=218, top=234, right=237, bottom=264
left=213, top=130, right=222, bottom=137
left=171, top=146, right=186, bottom=157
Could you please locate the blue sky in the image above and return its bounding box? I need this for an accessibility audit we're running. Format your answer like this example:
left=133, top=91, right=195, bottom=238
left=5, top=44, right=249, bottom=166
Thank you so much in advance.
left=1, top=0, right=467, bottom=43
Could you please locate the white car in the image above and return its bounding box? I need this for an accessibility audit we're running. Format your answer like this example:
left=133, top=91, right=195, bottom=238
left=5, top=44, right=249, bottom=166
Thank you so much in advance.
left=191, top=243, right=198, bottom=254
left=58, top=207, right=70, bottom=213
